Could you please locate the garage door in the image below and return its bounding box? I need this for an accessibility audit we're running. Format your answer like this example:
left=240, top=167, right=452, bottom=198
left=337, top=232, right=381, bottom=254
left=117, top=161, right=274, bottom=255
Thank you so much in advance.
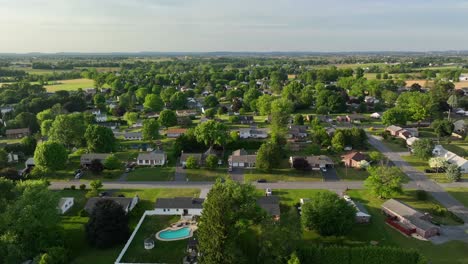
left=239, top=162, right=244, bottom=167
left=233, top=162, right=239, bottom=167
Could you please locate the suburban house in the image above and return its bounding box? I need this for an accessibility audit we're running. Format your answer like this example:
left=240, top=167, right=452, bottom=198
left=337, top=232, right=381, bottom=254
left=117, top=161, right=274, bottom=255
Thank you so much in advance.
left=153, top=197, right=204, bottom=217
left=180, top=152, right=204, bottom=166
left=370, top=112, right=381, bottom=119
left=386, top=125, right=403, bottom=136
left=386, top=125, right=417, bottom=140
left=341, top=152, right=370, bottom=168
left=287, top=125, right=308, bottom=139
left=382, top=199, right=439, bottom=238
left=432, top=145, right=468, bottom=173
left=345, top=114, right=366, bottom=123
left=99, top=122, right=120, bottom=130
left=95, top=114, right=107, bottom=122
left=176, top=109, right=197, bottom=117
left=289, top=155, right=334, bottom=170
left=228, top=149, right=257, bottom=168
left=453, top=120, right=466, bottom=137
left=84, top=88, right=97, bottom=95
left=344, top=197, right=371, bottom=223
left=132, top=120, right=144, bottom=128
left=124, top=132, right=143, bottom=140
left=84, top=196, right=139, bottom=215
left=58, top=197, right=74, bottom=214
left=0, top=106, right=14, bottom=114
left=91, top=108, right=101, bottom=115
left=5, top=128, right=30, bottom=139
left=364, top=96, right=380, bottom=104
left=166, top=128, right=187, bottom=138
left=325, top=127, right=336, bottom=136
left=25, top=157, right=35, bottom=167
left=459, top=74, right=468, bottom=81
left=406, top=137, right=420, bottom=148
left=237, top=115, right=254, bottom=124
left=137, top=150, right=167, bottom=166
left=239, top=128, right=268, bottom=139
left=257, top=196, right=281, bottom=220
left=80, top=153, right=110, bottom=166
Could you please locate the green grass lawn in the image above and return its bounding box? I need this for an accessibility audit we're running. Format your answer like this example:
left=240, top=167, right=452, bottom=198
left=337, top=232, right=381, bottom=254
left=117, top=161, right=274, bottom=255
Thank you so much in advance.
left=185, top=167, right=228, bottom=181
left=244, top=168, right=323, bottom=182
left=44, top=78, right=95, bottom=92
left=401, top=155, right=468, bottom=183
left=445, top=188, right=468, bottom=207
left=274, top=189, right=468, bottom=264
left=335, top=166, right=369, bottom=180
left=126, top=167, right=175, bottom=181
left=57, top=188, right=199, bottom=264
left=121, top=215, right=188, bottom=263
left=382, top=138, right=409, bottom=152
left=442, top=143, right=468, bottom=158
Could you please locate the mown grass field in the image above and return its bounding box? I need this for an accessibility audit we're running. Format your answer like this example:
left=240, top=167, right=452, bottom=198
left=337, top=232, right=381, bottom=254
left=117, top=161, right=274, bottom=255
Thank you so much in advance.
left=445, top=188, right=468, bottom=207
left=44, top=78, right=95, bottom=92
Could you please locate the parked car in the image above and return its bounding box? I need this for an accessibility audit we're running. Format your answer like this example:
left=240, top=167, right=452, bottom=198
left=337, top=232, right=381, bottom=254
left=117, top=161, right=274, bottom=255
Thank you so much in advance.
left=257, top=179, right=267, bottom=183
left=265, top=188, right=272, bottom=196
left=321, top=167, right=327, bottom=172
left=343, top=195, right=351, bottom=202
left=74, top=172, right=83, bottom=179
left=425, top=168, right=445, bottom=173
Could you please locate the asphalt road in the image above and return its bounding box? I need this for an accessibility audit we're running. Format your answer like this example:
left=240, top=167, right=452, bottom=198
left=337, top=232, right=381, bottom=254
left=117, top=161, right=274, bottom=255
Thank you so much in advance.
left=368, top=134, right=468, bottom=223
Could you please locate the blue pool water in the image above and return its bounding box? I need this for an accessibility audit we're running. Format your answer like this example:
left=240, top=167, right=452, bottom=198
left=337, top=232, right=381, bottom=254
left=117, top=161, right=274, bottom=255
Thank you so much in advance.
left=158, top=227, right=191, bottom=240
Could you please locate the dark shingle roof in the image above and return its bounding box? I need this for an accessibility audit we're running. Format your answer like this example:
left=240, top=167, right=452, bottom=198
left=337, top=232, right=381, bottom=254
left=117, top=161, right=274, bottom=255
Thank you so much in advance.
left=257, top=196, right=280, bottom=216
left=155, top=197, right=204, bottom=209
left=84, top=197, right=133, bottom=214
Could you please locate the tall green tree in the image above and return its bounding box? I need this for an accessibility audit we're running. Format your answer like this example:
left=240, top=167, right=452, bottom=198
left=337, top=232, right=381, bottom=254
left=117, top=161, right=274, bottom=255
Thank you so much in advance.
left=256, top=142, right=281, bottom=170
left=48, top=113, right=86, bottom=148
left=382, top=108, right=408, bottom=126
left=412, top=138, right=434, bottom=160
left=84, top=125, right=116, bottom=153
left=142, top=119, right=160, bottom=140
left=158, top=109, right=178, bottom=127
left=85, top=199, right=129, bottom=248
left=364, top=166, right=403, bottom=198
left=194, top=120, right=228, bottom=147
left=34, top=141, right=68, bottom=170
left=143, top=94, right=164, bottom=112
left=198, top=179, right=260, bottom=264
left=0, top=180, right=62, bottom=263
left=301, top=192, right=355, bottom=236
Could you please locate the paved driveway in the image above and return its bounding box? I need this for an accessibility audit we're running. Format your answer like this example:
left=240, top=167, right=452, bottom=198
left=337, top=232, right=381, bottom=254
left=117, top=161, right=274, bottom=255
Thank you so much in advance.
left=368, top=134, right=468, bottom=223
left=174, top=165, right=187, bottom=182
left=321, top=167, right=340, bottom=181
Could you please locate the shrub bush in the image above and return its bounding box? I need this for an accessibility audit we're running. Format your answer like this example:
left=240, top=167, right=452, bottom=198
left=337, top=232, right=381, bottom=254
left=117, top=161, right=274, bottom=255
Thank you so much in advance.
left=79, top=184, right=86, bottom=190
left=415, top=190, right=427, bottom=201
left=70, top=185, right=76, bottom=190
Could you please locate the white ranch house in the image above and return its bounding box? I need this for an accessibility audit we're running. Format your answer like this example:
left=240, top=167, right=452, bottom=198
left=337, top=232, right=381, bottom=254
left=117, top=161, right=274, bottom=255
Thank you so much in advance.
left=152, top=197, right=204, bottom=217
left=137, top=150, right=167, bottom=166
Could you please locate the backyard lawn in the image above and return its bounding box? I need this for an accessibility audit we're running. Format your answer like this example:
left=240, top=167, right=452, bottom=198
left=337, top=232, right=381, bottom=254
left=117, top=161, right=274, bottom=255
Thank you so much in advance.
left=126, top=167, right=175, bottom=181
left=58, top=188, right=199, bottom=264
left=121, top=215, right=188, bottom=263
left=274, top=189, right=468, bottom=264
left=401, top=155, right=468, bottom=183
left=244, top=168, right=323, bottom=182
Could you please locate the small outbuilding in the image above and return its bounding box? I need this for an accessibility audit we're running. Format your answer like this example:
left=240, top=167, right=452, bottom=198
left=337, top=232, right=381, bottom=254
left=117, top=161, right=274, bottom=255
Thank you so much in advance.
left=144, top=238, right=155, bottom=250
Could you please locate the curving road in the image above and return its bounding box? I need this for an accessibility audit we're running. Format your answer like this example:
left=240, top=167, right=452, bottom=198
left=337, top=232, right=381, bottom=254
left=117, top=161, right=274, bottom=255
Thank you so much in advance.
left=368, top=134, right=468, bottom=223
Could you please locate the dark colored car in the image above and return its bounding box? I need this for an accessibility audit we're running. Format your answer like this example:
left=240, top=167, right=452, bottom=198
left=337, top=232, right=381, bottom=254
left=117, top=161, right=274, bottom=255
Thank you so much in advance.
left=99, top=192, right=109, bottom=197
left=257, top=179, right=267, bottom=183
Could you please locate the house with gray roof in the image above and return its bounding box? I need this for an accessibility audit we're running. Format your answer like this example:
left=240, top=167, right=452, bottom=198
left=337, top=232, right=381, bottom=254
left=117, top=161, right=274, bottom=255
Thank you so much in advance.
left=80, top=153, right=110, bottom=166
left=137, top=150, right=167, bottom=166
left=124, top=131, right=143, bottom=140
left=382, top=199, right=439, bottom=238
left=257, top=196, right=280, bottom=220
left=228, top=149, right=257, bottom=168
left=153, top=197, right=204, bottom=216
left=84, top=196, right=139, bottom=215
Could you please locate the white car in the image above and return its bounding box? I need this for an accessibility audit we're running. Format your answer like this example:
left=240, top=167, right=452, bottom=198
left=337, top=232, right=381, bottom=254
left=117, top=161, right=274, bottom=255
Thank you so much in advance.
left=321, top=167, right=327, bottom=172
left=265, top=188, right=272, bottom=196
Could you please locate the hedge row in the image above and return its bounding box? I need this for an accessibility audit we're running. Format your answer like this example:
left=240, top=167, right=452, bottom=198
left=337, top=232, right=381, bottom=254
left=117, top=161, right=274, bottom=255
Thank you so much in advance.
left=297, top=245, right=426, bottom=264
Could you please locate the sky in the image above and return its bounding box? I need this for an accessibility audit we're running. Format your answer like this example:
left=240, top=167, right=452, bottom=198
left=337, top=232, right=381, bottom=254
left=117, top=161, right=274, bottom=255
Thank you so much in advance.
left=0, top=0, right=468, bottom=53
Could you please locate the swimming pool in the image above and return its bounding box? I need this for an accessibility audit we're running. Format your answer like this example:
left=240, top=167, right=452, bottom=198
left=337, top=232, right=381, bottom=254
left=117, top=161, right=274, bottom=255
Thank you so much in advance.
left=156, top=227, right=192, bottom=241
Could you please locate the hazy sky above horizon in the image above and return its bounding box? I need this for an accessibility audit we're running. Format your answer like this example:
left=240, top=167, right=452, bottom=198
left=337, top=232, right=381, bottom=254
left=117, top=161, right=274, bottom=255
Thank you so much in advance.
left=1, top=0, right=468, bottom=53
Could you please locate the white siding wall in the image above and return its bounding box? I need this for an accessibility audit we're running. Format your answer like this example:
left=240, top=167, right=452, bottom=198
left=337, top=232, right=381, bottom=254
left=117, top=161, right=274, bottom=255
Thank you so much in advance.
left=150, top=208, right=203, bottom=216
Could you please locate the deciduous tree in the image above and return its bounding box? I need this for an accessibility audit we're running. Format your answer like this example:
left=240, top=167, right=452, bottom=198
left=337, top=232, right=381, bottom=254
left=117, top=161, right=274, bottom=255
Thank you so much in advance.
left=34, top=141, right=68, bottom=170
left=364, top=166, right=403, bottom=198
